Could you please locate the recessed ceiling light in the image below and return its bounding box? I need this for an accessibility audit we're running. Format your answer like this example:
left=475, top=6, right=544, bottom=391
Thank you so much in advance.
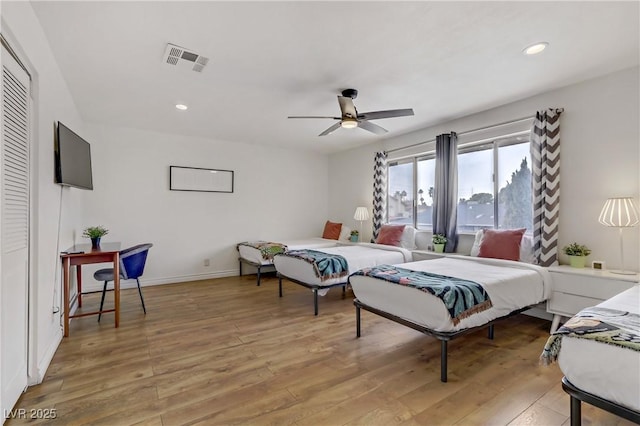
left=175, top=104, right=188, bottom=110
left=523, top=42, right=548, bottom=55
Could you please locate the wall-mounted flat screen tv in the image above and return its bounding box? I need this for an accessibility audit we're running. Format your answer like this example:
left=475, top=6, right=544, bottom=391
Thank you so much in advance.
left=54, top=122, right=93, bottom=190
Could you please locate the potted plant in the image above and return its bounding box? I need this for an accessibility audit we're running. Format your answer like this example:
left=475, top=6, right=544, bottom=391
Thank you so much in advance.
left=563, top=242, right=591, bottom=268
left=83, top=225, right=109, bottom=249
left=350, top=229, right=359, bottom=243
left=432, top=234, right=447, bottom=253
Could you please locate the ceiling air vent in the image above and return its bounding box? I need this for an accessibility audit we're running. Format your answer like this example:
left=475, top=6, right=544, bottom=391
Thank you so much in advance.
left=162, top=43, right=209, bottom=73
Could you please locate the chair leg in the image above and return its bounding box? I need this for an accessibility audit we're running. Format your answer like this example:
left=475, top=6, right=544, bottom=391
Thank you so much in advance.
left=98, top=281, right=108, bottom=322
left=136, top=278, right=147, bottom=314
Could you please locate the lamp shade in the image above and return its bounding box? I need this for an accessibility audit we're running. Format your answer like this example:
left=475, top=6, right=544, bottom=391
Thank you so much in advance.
left=598, top=197, right=639, bottom=227
left=353, top=207, right=370, bottom=221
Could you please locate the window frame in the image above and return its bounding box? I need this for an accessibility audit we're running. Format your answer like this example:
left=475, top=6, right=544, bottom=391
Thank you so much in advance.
left=386, top=130, right=531, bottom=233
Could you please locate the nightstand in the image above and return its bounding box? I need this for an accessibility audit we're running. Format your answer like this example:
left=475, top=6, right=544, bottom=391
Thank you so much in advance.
left=547, top=265, right=639, bottom=332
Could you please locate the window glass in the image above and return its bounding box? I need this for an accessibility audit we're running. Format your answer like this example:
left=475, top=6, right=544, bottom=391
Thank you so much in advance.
left=388, top=160, right=414, bottom=225
left=457, top=146, right=494, bottom=232
left=416, top=157, right=435, bottom=229
left=497, top=141, right=532, bottom=232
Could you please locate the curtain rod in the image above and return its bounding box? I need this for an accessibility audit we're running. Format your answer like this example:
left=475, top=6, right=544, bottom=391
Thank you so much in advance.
left=385, top=108, right=564, bottom=154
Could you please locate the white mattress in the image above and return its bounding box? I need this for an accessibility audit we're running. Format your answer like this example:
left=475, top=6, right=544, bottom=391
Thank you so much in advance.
left=273, top=243, right=413, bottom=287
left=558, top=285, right=640, bottom=412
left=349, top=256, right=551, bottom=332
left=238, top=238, right=339, bottom=265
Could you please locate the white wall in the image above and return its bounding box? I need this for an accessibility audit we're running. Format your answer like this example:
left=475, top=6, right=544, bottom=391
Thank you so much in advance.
left=79, top=124, right=329, bottom=289
left=329, top=67, right=640, bottom=271
left=1, top=1, right=87, bottom=384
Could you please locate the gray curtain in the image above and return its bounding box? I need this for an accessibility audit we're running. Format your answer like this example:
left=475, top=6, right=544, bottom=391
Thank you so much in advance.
left=531, top=109, right=562, bottom=266
left=433, top=132, right=458, bottom=252
left=371, top=151, right=387, bottom=242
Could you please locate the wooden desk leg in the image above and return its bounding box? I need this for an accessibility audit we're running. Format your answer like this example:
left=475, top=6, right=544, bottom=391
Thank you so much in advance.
left=76, top=264, right=82, bottom=308
left=63, top=257, right=70, bottom=337
left=114, top=252, right=120, bottom=329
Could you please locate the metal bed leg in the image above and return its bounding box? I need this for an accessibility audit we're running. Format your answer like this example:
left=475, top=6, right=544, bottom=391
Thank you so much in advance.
left=314, top=289, right=319, bottom=316
left=570, top=396, right=582, bottom=426
left=278, top=276, right=283, bottom=297
left=239, top=259, right=242, bottom=277
left=440, top=340, right=448, bottom=383
left=356, top=305, right=361, bottom=338
left=342, top=285, right=346, bottom=298
left=488, top=324, right=494, bottom=340
left=257, top=266, right=261, bottom=286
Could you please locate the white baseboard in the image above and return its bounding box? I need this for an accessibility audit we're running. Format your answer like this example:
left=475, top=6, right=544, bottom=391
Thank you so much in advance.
left=80, top=269, right=239, bottom=293
left=523, top=305, right=552, bottom=321
left=30, top=326, right=62, bottom=385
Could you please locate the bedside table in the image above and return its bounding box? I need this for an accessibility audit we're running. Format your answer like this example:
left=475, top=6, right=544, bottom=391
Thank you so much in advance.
left=547, top=265, right=639, bottom=332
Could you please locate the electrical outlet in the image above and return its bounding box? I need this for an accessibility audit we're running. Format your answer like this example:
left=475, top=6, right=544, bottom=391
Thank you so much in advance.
left=203, top=259, right=210, bottom=267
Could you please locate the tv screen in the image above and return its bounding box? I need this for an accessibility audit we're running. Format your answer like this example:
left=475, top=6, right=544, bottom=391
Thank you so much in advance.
left=55, top=122, right=93, bottom=190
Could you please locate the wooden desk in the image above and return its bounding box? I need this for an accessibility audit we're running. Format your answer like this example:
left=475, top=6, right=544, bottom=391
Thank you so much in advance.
left=61, top=242, right=121, bottom=337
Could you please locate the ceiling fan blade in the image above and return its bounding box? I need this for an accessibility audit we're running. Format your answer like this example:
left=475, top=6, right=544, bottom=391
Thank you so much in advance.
left=319, top=122, right=342, bottom=137
left=358, top=120, right=388, bottom=135
left=337, top=96, right=358, bottom=119
left=358, top=108, right=414, bottom=121
left=288, top=116, right=341, bottom=120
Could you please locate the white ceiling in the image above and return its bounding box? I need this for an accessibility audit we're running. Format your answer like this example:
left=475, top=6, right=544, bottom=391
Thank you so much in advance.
left=31, top=1, right=639, bottom=154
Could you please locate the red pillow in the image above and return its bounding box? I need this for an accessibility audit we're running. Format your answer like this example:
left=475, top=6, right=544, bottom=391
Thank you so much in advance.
left=375, top=224, right=406, bottom=246
left=322, top=221, right=342, bottom=240
left=478, top=228, right=526, bottom=261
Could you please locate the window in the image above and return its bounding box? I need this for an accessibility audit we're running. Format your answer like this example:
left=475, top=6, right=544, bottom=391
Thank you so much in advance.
left=416, top=155, right=435, bottom=229
left=387, top=159, right=414, bottom=225
left=387, top=133, right=532, bottom=233
left=458, top=135, right=532, bottom=232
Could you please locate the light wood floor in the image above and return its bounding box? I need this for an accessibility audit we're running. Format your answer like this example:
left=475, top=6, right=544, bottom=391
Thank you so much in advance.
left=8, top=273, right=634, bottom=426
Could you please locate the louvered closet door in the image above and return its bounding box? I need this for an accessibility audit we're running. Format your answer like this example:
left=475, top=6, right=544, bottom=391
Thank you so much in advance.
left=0, top=44, right=30, bottom=420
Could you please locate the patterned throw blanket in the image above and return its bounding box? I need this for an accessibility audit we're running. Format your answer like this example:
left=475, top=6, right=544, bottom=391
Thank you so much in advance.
left=541, top=306, right=640, bottom=366
left=237, top=241, right=288, bottom=261
left=277, top=249, right=349, bottom=282
left=351, top=264, right=492, bottom=325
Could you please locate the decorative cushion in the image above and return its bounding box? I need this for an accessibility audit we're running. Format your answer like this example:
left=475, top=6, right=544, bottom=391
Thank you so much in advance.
left=376, top=224, right=406, bottom=247
left=400, top=226, right=417, bottom=249
left=339, top=225, right=352, bottom=241
left=322, top=221, right=342, bottom=240
left=478, top=228, right=526, bottom=261
left=471, top=228, right=535, bottom=263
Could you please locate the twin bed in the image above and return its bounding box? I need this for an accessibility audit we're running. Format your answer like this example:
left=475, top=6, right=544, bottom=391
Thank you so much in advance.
left=237, top=238, right=340, bottom=285
left=542, top=285, right=640, bottom=425
left=273, top=242, right=412, bottom=315
left=349, top=255, right=551, bottom=382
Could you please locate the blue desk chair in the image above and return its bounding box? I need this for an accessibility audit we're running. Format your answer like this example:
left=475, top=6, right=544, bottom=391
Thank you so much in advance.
left=95, top=243, right=153, bottom=321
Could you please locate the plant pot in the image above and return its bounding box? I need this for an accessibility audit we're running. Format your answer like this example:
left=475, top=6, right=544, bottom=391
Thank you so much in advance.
left=434, top=243, right=445, bottom=253
left=91, top=237, right=101, bottom=249
left=569, top=255, right=586, bottom=268
left=350, top=235, right=358, bottom=242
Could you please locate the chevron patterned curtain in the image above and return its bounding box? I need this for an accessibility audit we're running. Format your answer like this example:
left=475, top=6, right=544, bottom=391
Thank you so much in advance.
left=530, top=109, right=562, bottom=266
left=372, top=151, right=387, bottom=242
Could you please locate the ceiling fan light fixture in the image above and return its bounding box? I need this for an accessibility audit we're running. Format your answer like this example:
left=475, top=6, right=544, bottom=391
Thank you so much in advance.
left=523, top=42, right=549, bottom=55
left=341, top=119, right=358, bottom=129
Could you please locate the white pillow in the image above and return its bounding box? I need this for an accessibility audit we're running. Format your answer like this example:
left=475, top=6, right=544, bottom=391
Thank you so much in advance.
left=399, top=226, right=417, bottom=249
left=470, top=229, right=535, bottom=263
left=339, top=225, right=352, bottom=241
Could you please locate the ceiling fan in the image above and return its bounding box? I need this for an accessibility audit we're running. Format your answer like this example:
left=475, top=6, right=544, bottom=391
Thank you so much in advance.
left=288, top=88, right=414, bottom=136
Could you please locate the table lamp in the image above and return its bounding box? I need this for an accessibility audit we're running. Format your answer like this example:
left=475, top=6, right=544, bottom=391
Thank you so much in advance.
left=598, top=197, right=639, bottom=275
left=353, top=207, right=369, bottom=242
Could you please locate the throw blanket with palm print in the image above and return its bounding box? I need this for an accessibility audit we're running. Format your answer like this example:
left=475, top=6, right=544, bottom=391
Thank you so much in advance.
left=237, top=241, right=288, bottom=261
left=540, top=306, right=640, bottom=366
left=277, top=249, right=349, bottom=282
left=351, top=264, right=492, bottom=325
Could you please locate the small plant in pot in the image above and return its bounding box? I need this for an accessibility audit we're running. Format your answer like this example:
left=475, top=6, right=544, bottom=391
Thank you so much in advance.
left=432, top=234, right=447, bottom=253
left=350, top=230, right=359, bottom=242
left=83, top=226, right=109, bottom=249
left=563, top=242, right=591, bottom=268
